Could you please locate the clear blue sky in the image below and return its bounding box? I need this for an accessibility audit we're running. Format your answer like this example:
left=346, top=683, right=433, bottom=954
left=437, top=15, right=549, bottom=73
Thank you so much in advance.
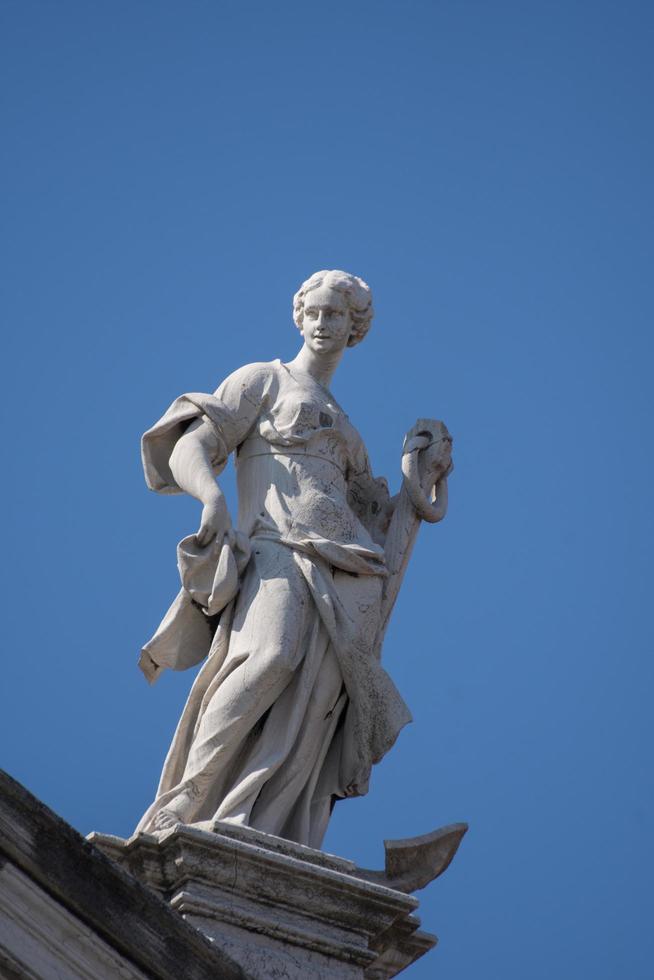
left=2, top=2, right=652, bottom=977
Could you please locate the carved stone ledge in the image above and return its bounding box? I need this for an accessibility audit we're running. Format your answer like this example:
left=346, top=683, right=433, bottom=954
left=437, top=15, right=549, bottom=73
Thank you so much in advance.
left=0, top=772, right=246, bottom=980
left=89, top=821, right=438, bottom=979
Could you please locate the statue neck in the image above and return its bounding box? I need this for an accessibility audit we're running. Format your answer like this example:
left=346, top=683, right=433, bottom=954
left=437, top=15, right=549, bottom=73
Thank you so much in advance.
left=288, top=344, right=344, bottom=389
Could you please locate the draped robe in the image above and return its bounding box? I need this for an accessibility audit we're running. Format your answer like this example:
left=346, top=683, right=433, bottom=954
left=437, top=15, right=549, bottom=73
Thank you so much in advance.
left=136, top=359, right=411, bottom=848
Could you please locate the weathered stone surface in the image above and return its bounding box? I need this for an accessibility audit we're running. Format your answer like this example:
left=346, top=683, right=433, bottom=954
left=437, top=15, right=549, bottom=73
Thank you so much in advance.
left=0, top=862, right=151, bottom=980
left=136, top=269, right=455, bottom=858
left=0, top=771, right=247, bottom=980
left=90, top=820, right=438, bottom=979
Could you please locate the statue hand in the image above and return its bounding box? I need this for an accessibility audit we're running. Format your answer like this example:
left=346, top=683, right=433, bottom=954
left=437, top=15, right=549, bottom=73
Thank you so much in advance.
left=197, top=493, right=231, bottom=547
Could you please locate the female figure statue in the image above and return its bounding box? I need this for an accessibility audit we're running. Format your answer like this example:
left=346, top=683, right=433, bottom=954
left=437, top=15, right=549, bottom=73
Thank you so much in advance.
left=136, top=270, right=452, bottom=848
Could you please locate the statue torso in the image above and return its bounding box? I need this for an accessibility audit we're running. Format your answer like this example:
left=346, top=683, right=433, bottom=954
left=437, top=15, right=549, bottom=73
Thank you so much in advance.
left=234, top=360, right=385, bottom=573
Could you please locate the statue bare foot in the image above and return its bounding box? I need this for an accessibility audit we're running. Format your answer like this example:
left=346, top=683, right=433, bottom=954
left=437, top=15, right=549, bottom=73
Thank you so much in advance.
left=153, top=807, right=181, bottom=831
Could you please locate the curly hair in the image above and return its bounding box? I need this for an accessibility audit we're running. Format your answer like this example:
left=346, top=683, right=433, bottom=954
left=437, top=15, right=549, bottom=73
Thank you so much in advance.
left=292, top=270, right=374, bottom=347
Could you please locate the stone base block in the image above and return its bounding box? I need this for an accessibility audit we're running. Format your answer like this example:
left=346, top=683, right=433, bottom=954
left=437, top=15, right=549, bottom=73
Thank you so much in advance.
left=89, top=821, right=437, bottom=979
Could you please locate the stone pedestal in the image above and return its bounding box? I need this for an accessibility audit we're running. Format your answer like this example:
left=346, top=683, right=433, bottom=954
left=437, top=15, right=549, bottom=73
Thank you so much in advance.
left=89, top=821, right=437, bottom=979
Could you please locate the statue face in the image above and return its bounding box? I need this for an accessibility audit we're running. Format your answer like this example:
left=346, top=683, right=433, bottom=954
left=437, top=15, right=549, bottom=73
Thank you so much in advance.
left=301, top=285, right=352, bottom=354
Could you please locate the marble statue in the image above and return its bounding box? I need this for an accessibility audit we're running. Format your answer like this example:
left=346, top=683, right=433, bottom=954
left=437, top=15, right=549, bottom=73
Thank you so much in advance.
left=136, top=270, right=453, bottom=850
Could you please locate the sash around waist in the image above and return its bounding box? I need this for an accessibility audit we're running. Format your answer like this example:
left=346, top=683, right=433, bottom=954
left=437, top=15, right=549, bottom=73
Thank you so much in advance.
left=236, top=437, right=348, bottom=477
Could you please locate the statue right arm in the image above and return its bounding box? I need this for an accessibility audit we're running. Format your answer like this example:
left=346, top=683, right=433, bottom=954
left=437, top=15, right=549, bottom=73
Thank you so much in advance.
left=169, top=419, right=230, bottom=545
left=165, top=362, right=275, bottom=545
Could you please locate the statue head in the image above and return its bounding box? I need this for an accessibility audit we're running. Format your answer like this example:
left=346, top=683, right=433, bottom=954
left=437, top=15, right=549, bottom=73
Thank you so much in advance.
left=293, top=270, right=374, bottom=348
